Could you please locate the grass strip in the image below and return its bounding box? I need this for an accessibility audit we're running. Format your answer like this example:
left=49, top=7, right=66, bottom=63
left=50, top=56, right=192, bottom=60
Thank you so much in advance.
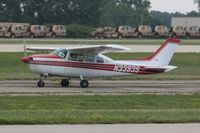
left=0, top=95, right=200, bottom=124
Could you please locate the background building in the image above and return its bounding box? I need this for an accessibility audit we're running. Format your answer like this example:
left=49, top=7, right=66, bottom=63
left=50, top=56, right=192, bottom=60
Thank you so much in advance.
left=171, top=17, right=200, bottom=27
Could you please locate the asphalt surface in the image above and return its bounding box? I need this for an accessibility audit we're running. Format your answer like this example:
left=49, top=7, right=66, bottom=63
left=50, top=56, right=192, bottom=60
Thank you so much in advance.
left=0, top=80, right=200, bottom=95
left=1, top=124, right=200, bottom=133
left=1, top=44, right=200, bottom=52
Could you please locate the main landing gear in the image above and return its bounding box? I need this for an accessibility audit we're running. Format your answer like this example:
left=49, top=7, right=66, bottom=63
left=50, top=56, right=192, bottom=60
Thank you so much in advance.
left=80, top=80, right=89, bottom=88
left=80, top=75, right=89, bottom=88
left=61, top=79, right=69, bottom=87
left=37, top=75, right=89, bottom=88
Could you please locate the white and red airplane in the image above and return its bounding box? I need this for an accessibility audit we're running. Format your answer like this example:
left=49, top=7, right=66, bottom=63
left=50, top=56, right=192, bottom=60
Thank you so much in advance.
left=21, top=38, right=180, bottom=88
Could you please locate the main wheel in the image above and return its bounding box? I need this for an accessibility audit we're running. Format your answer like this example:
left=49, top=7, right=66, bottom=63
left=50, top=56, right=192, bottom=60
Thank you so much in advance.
left=11, top=34, right=16, bottom=38
left=95, top=35, right=99, bottom=39
left=30, top=34, right=35, bottom=38
left=61, top=79, right=69, bottom=87
left=80, top=80, right=89, bottom=88
left=138, top=34, right=143, bottom=38
left=52, top=34, right=56, bottom=38
left=118, top=35, right=122, bottom=39
left=37, top=80, right=45, bottom=87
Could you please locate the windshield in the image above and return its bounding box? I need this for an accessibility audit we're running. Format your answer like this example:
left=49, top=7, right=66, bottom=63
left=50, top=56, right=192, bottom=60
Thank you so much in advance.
left=51, top=48, right=67, bottom=58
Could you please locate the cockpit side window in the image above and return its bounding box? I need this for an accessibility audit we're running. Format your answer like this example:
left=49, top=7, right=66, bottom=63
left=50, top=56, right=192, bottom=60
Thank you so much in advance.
left=51, top=48, right=67, bottom=58
left=58, top=51, right=66, bottom=58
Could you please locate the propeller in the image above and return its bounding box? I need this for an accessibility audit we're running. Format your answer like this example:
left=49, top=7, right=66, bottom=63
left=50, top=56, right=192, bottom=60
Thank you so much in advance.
left=22, top=40, right=29, bottom=66
left=23, top=40, right=27, bottom=56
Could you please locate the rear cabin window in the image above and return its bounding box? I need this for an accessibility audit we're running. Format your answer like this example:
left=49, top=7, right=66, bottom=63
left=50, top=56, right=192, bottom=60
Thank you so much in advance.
left=69, top=53, right=84, bottom=61
left=85, top=54, right=95, bottom=62
left=96, top=56, right=104, bottom=63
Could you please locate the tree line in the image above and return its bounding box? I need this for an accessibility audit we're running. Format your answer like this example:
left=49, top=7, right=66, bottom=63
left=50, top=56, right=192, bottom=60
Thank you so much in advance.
left=0, top=0, right=199, bottom=27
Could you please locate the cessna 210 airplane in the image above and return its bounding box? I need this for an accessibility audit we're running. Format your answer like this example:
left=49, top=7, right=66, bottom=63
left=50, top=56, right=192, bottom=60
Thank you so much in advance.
left=21, top=38, right=180, bottom=88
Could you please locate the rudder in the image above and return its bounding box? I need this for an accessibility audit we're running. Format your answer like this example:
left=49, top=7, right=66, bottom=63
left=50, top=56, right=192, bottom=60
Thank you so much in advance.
left=142, top=38, right=181, bottom=66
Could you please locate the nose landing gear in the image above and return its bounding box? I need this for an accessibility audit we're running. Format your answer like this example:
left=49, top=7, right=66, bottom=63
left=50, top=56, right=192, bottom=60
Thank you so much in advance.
left=37, top=80, right=45, bottom=87
left=37, top=75, right=47, bottom=87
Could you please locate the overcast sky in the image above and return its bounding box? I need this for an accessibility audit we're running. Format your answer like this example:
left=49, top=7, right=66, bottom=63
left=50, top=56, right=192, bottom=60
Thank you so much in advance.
left=150, top=0, right=198, bottom=13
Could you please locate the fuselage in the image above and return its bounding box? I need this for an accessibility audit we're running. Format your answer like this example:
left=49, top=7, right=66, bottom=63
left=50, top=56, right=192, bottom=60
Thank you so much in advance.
left=22, top=54, right=169, bottom=78
left=21, top=38, right=180, bottom=78
left=20, top=38, right=180, bottom=88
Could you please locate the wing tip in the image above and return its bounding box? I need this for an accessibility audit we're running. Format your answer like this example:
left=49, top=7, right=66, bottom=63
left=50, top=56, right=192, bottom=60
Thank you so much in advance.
left=166, top=37, right=181, bottom=44
left=105, top=44, right=131, bottom=50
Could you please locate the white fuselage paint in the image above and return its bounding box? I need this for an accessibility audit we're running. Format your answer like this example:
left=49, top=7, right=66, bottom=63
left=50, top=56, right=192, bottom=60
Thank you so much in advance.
left=28, top=63, right=130, bottom=78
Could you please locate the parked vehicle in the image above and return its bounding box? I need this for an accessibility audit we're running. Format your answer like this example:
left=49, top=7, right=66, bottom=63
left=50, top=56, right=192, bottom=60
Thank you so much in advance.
left=117, top=25, right=137, bottom=38
left=90, top=27, right=118, bottom=38
left=169, top=26, right=186, bottom=38
left=185, top=26, right=200, bottom=38
left=46, top=25, right=66, bottom=37
left=0, top=24, right=11, bottom=37
left=136, top=25, right=153, bottom=38
left=29, top=25, right=47, bottom=37
left=153, top=25, right=169, bottom=38
left=9, top=24, right=30, bottom=38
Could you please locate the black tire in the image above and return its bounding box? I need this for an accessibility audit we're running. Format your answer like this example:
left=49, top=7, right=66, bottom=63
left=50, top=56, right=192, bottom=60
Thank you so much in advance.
left=100, top=36, right=104, bottom=39
left=30, top=34, right=34, bottom=38
left=37, top=80, right=45, bottom=87
left=52, top=34, right=56, bottom=38
left=118, top=35, right=122, bottom=39
left=80, top=80, right=89, bottom=88
left=138, top=34, right=143, bottom=38
left=154, top=33, right=160, bottom=39
left=172, top=33, right=177, bottom=38
left=186, top=34, right=191, bottom=39
left=61, top=79, right=69, bottom=87
left=95, top=35, right=99, bottom=39
left=11, top=34, right=16, bottom=38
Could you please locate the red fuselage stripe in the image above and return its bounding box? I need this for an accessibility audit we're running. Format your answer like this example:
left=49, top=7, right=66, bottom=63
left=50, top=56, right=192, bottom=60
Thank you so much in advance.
left=29, top=60, right=165, bottom=74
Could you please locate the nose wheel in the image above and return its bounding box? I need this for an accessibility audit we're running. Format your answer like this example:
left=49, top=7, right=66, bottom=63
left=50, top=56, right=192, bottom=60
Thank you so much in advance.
left=37, top=80, right=45, bottom=87
left=37, top=75, right=47, bottom=87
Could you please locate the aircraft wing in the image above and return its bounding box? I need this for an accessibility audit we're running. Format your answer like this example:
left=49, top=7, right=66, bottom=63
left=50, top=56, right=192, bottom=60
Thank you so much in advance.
left=67, top=44, right=130, bottom=54
left=26, top=44, right=130, bottom=54
left=26, top=47, right=58, bottom=52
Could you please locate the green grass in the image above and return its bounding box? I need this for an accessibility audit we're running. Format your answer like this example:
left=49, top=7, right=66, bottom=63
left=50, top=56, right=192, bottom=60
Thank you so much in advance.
left=0, top=38, right=199, bottom=45
left=0, top=52, right=200, bottom=80
left=0, top=95, right=200, bottom=124
left=0, top=52, right=37, bottom=80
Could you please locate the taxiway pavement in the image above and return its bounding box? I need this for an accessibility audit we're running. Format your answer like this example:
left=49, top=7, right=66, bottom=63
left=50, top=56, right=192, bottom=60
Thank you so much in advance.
left=1, top=124, right=200, bottom=133
left=0, top=80, right=200, bottom=95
